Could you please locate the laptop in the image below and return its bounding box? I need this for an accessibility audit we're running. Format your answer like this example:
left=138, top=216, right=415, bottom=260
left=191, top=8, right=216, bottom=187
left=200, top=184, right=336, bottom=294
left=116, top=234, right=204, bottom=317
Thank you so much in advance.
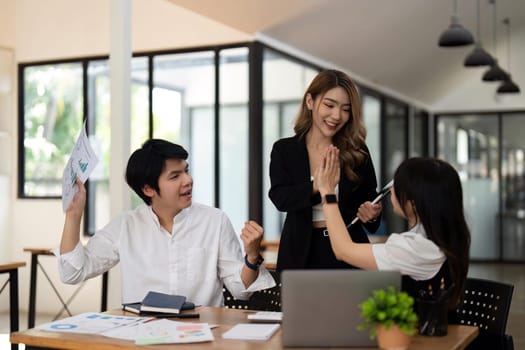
left=281, top=270, right=401, bottom=347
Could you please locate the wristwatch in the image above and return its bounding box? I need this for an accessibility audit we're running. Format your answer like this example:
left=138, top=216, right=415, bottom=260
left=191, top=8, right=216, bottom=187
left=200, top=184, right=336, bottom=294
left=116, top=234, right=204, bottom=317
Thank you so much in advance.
left=244, top=254, right=264, bottom=271
left=323, top=194, right=338, bottom=204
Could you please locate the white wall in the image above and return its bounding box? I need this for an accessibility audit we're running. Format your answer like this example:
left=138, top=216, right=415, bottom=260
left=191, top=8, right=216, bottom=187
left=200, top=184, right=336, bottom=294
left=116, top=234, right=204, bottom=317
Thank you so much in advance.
left=1, top=0, right=251, bottom=318
left=0, top=0, right=16, bottom=315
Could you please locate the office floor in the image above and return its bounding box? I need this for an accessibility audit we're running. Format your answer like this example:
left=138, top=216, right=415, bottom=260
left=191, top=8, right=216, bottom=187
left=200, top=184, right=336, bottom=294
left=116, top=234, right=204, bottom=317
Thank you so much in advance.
left=1, top=262, right=524, bottom=349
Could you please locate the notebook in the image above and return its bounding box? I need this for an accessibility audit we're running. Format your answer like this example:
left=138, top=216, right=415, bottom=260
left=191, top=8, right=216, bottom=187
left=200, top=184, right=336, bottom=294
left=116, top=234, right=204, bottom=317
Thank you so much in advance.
left=222, top=323, right=280, bottom=340
left=140, top=291, right=186, bottom=314
left=281, top=270, right=401, bottom=347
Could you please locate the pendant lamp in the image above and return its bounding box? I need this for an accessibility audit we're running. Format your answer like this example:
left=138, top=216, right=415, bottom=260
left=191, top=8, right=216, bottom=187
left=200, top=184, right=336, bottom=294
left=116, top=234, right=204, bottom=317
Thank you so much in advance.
left=438, top=0, right=474, bottom=47
left=482, top=61, right=508, bottom=81
left=497, top=78, right=520, bottom=93
left=464, top=0, right=494, bottom=66
left=497, top=18, right=520, bottom=94
left=482, top=0, right=507, bottom=82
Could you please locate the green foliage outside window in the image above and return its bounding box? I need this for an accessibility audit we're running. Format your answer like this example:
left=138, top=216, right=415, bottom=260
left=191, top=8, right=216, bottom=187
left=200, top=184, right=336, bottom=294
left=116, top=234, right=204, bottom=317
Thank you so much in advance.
left=23, top=64, right=83, bottom=196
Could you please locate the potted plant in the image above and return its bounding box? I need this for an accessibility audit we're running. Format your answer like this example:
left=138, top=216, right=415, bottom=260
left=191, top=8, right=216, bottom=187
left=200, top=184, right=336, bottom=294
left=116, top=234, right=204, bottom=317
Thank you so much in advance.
left=358, top=286, right=418, bottom=350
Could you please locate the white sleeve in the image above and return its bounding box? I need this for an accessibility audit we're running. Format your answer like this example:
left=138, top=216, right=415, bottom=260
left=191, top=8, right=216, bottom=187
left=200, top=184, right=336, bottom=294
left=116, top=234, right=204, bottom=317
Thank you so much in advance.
left=54, top=221, right=120, bottom=285
left=54, top=241, right=87, bottom=284
left=217, top=213, right=276, bottom=300
left=371, top=232, right=446, bottom=281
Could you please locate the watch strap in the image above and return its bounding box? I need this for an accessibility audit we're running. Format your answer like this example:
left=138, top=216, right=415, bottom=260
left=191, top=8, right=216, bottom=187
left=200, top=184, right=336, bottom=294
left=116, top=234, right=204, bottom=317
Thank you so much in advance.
left=244, top=254, right=264, bottom=271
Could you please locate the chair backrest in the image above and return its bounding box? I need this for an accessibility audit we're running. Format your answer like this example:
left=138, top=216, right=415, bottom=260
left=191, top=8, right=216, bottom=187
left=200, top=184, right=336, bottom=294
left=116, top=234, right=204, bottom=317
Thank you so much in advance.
left=454, top=277, right=514, bottom=336
left=223, top=270, right=281, bottom=311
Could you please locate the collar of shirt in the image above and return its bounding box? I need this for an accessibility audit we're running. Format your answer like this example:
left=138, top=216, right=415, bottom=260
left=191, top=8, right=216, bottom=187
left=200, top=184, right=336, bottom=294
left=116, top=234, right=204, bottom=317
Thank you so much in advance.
left=408, top=223, right=426, bottom=237
left=146, top=204, right=192, bottom=235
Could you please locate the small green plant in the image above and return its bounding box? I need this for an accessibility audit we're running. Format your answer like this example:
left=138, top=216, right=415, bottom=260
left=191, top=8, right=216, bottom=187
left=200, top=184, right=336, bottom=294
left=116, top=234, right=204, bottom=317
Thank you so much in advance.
left=358, top=286, right=418, bottom=339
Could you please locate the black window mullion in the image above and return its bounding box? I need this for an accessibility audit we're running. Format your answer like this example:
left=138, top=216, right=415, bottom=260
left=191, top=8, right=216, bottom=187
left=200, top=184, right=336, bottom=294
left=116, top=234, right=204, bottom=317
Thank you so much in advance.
left=17, top=65, right=26, bottom=198
left=148, top=55, right=154, bottom=139
left=82, top=60, right=93, bottom=235
left=214, top=50, right=220, bottom=208
left=248, top=42, right=264, bottom=225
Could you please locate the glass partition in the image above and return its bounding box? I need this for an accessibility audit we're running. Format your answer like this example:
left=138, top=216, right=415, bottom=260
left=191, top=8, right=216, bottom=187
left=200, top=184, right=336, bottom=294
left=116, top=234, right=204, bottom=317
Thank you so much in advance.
left=382, top=100, right=408, bottom=234
left=87, top=59, right=110, bottom=233
left=219, top=48, right=249, bottom=233
left=87, top=57, right=151, bottom=232
left=412, top=109, right=428, bottom=157
left=501, top=113, right=525, bottom=261
left=361, top=94, right=381, bottom=187
left=262, top=48, right=319, bottom=240
left=154, top=51, right=215, bottom=207
left=437, top=114, right=500, bottom=260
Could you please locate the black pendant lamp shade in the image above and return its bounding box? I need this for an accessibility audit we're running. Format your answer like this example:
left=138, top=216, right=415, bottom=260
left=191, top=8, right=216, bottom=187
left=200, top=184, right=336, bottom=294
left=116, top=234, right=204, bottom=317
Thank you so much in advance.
left=497, top=77, right=520, bottom=93
left=482, top=60, right=507, bottom=81
left=496, top=18, right=520, bottom=94
left=438, top=16, right=475, bottom=47
left=464, top=0, right=494, bottom=66
left=464, top=44, right=495, bottom=66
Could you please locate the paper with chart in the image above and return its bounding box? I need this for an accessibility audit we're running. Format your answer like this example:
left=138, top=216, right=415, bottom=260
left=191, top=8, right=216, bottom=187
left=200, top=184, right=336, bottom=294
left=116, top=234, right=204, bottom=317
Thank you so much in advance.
left=62, top=124, right=99, bottom=211
left=134, top=319, right=214, bottom=345
left=36, top=312, right=150, bottom=335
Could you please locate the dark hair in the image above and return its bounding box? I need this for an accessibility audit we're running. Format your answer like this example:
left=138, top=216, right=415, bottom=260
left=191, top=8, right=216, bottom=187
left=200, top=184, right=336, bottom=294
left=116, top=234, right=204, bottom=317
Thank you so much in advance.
left=125, top=139, right=188, bottom=205
left=393, top=157, right=471, bottom=309
left=294, top=69, right=367, bottom=182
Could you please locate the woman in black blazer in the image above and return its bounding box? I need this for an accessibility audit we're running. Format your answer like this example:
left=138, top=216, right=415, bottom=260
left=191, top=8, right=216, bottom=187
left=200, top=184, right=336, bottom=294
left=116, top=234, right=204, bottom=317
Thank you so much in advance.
left=269, top=69, right=382, bottom=271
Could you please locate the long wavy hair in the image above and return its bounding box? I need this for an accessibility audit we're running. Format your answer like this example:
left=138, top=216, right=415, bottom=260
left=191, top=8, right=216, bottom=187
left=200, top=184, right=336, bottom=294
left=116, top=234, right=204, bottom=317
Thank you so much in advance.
left=294, top=69, right=367, bottom=183
left=393, top=157, right=471, bottom=309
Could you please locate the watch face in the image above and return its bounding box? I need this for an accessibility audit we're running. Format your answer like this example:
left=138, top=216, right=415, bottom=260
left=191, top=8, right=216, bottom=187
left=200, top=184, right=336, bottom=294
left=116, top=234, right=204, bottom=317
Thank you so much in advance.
left=325, top=194, right=337, bottom=203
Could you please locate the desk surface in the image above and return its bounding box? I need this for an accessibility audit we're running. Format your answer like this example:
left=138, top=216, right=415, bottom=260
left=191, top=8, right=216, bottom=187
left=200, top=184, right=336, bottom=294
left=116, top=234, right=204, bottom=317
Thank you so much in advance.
left=0, top=262, right=26, bottom=271
left=11, top=307, right=478, bottom=350
left=23, top=248, right=54, bottom=255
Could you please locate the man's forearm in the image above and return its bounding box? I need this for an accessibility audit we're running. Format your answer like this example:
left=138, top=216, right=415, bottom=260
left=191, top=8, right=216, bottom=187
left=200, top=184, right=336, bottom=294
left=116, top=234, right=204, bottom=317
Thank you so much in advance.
left=240, top=264, right=259, bottom=288
left=60, top=213, right=82, bottom=254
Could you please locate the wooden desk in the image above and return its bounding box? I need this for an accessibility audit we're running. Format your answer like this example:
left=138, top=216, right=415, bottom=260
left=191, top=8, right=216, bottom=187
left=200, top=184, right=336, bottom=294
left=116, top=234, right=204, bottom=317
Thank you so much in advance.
left=11, top=307, right=479, bottom=350
left=23, top=248, right=109, bottom=328
left=0, top=261, right=26, bottom=350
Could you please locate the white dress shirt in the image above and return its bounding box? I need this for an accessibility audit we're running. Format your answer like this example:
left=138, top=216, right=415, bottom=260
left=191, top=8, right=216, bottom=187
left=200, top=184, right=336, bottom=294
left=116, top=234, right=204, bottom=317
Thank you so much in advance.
left=372, top=224, right=446, bottom=281
left=55, top=202, right=275, bottom=306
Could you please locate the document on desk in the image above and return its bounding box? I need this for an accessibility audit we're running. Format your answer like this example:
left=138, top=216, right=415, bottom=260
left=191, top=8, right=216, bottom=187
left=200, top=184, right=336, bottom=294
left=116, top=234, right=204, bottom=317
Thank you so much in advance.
left=36, top=312, right=150, bottom=335
left=134, top=319, right=214, bottom=345
left=222, top=323, right=280, bottom=340
left=61, top=122, right=99, bottom=212
left=247, top=311, right=283, bottom=322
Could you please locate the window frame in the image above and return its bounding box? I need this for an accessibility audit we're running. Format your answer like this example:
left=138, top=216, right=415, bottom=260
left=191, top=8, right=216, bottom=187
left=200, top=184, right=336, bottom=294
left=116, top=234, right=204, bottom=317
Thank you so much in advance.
left=18, top=41, right=433, bottom=241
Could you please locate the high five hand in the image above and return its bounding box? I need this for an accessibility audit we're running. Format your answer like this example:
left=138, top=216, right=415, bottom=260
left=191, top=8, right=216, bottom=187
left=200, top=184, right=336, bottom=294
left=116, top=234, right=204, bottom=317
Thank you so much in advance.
left=315, top=145, right=340, bottom=197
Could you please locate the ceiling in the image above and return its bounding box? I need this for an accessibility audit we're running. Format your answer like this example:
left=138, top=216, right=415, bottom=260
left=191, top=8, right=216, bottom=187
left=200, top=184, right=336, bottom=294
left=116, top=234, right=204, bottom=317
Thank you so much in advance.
left=167, top=0, right=525, bottom=111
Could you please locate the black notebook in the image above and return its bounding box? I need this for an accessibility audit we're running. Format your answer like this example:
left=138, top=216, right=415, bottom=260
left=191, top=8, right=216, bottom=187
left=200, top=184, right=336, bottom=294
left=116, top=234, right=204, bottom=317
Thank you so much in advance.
left=122, top=291, right=188, bottom=314
left=123, top=300, right=195, bottom=315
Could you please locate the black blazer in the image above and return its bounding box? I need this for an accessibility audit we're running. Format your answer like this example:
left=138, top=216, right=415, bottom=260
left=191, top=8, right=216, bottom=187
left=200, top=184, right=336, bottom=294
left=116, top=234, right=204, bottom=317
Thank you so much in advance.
left=269, top=135, right=380, bottom=271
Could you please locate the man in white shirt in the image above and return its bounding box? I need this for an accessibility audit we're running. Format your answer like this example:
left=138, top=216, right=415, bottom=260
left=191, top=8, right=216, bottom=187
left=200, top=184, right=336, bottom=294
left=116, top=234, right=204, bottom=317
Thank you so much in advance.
left=56, top=139, right=275, bottom=306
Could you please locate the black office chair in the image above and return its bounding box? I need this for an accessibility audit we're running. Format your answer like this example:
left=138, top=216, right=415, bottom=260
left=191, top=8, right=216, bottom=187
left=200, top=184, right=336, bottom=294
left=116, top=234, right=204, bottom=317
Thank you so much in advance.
left=452, top=277, right=514, bottom=350
left=223, top=269, right=281, bottom=311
